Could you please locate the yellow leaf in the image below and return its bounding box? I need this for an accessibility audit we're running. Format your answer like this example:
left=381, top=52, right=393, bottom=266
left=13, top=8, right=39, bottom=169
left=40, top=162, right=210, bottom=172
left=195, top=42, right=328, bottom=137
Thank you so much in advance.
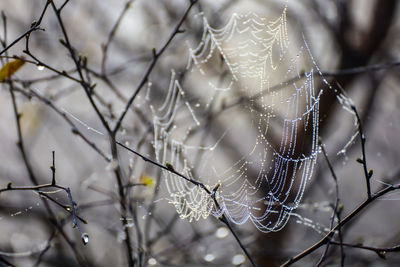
left=140, top=174, right=154, bottom=186
left=0, top=57, right=25, bottom=82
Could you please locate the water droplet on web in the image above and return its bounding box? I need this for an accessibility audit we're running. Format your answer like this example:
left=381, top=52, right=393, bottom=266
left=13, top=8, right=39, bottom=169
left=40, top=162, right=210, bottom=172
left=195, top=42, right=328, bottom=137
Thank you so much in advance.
left=81, top=233, right=89, bottom=245
left=129, top=158, right=134, bottom=168
left=37, top=65, right=45, bottom=71
left=124, top=222, right=134, bottom=228
left=11, top=211, right=22, bottom=217
left=204, top=253, right=215, bottom=262
left=146, top=9, right=329, bottom=233
left=145, top=82, right=152, bottom=101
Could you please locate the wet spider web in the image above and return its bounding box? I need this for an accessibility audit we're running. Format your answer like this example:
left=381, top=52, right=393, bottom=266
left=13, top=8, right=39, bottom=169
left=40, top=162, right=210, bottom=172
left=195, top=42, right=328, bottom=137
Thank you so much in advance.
left=148, top=3, right=350, bottom=233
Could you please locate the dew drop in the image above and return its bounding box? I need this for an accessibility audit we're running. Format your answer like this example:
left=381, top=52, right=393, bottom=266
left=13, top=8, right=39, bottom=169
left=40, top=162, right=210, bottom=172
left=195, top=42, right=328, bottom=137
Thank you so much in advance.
left=204, top=253, right=215, bottom=262
left=81, top=233, right=89, bottom=245
left=37, top=65, right=45, bottom=71
left=124, top=222, right=134, bottom=229
left=148, top=258, right=157, bottom=265
left=232, top=254, right=245, bottom=265
left=215, top=227, right=229, bottom=238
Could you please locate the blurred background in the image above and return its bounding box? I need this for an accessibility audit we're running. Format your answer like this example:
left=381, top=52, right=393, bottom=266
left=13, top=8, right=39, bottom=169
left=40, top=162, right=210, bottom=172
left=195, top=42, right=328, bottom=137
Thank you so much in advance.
left=0, top=0, right=399, bottom=266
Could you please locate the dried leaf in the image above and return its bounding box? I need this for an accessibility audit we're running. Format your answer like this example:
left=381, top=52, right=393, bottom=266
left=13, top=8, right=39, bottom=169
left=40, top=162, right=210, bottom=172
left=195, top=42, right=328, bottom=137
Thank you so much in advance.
left=0, top=57, right=26, bottom=82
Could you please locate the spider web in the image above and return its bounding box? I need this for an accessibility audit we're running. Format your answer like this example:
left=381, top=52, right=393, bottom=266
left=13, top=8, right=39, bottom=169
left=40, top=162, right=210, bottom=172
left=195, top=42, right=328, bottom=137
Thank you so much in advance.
left=148, top=4, right=347, bottom=232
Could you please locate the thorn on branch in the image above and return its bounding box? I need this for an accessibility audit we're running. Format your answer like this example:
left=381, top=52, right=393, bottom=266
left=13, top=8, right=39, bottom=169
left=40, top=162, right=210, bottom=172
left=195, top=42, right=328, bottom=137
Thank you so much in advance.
left=212, top=182, right=221, bottom=199
left=58, top=38, right=67, bottom=47
left=89, top=83, right=97, bottom=94
left=165, top=162, right=174, bottom=171
left=212, top=183, right=220, bottom=193
left=30, top=20, right=38, bottom=28
left=71, top=126, right=79, bottom=135
left=356, top=158, right=364, bottom=164
left=82, top=56, right=87, bottom=67
left=50, top=150, right=56, bottom=185
left=337, top=203, right=344, bottom=213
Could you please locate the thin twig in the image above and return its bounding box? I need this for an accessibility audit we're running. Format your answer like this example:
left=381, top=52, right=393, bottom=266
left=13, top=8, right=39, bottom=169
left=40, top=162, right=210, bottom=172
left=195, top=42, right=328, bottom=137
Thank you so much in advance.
left=12, top=85, right=111, bottom=161
left=113, top=0, right=198, bottom=134
left=109, top=136, right=135, bottom=266
left=66, top=187, right=89, bottom=245
left=0, top=256, right=15, bottom=267
left=0, top=0, right=51, bottom=56
left=48, top=0, right=111, bottom=134
left=129, top=203, right=143, bottom=267
left=101, top=0, right=133, bottom=75
left=33, top=230, right=57, bottom=267
left=329, top=241, right=400, bottom=258
left=351, top=103, right=372, bottom=199
left=316, top=141, right=345, bottom=266
left=116, top=141, right=210, bottom=192
left=116, top=141, right=257, bottom=266
left=213, top=197, right=258, bottom=267
left=8, top=81, right=38, bottom=185
left=335, top=83, right=372, bottom=199
left=281, top=183, right=400, bottom=266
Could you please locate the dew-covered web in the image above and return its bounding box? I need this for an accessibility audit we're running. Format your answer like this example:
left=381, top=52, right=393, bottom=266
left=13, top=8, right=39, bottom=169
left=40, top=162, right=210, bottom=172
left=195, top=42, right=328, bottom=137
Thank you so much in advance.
left=148, top=3, right=350, bottom=233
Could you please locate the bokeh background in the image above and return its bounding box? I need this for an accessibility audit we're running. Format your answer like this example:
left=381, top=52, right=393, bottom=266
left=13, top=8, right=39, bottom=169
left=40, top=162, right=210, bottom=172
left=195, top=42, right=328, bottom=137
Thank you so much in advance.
left=0, top=0, right=399, bottom=266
